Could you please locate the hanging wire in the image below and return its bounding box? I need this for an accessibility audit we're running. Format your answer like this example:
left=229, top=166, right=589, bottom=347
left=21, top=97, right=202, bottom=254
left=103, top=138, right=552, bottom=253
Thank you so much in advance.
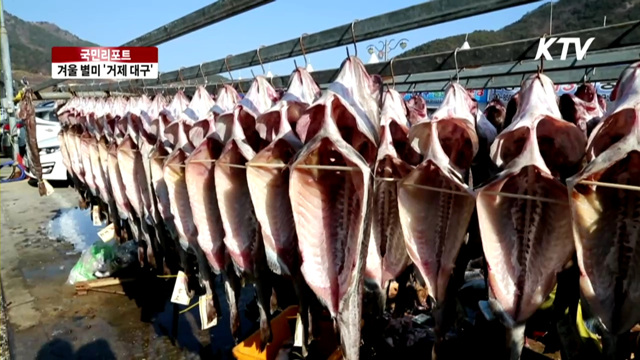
left=299, top=33, right=309, bottom=68
left=199, top=63, right=207, bottom=85
left=128, top=79, right=135, bottom=95
left=225, top=55, right=235, bottom=85
left=178, top=67, right=186, bottom=91
left=141, top=78, right=148, bottom=96
left=389, top=58, right=396, bottom=88
left=350, top=19, right=359, bottom=57
left=156, top=72, right=162, bottom=95
left=226, top=55, right=244, bottom=95
left=98, top=82, right=107, bottom=97
left=454, top=47, right=461, bottom=83
left=549, top=0, right=553, bottom=36
left=257, top=46, right=266, bottom=75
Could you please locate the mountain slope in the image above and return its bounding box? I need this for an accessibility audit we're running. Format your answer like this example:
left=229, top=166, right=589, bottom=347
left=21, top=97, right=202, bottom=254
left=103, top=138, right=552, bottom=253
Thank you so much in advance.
left=399, top=0, right=640, bottom=58
left=3, top=11, right=228, bottom=91
left=4, top=11, right=98, bottom=76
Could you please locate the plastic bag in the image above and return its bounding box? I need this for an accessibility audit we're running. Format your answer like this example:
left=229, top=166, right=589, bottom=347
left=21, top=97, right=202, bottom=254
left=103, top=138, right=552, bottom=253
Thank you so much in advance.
left=67, top=241, right=116, bottom=285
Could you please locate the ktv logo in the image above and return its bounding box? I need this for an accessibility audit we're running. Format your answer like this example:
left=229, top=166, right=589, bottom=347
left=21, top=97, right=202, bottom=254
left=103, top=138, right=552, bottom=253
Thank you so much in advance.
left=534, top=37, right=596, bottom=61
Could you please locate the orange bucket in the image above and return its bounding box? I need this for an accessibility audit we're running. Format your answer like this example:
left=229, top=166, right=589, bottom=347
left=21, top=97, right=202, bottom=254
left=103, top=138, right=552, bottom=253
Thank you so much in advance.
left=232, top=305, right=342, bottom=360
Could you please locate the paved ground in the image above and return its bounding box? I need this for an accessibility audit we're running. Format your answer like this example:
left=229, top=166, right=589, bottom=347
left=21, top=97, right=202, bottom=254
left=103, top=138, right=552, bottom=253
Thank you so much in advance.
left=0, top=176, right=259, bottom=359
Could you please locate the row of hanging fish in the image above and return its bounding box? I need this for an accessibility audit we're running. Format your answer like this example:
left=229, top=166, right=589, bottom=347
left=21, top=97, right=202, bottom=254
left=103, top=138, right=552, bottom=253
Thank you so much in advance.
left=52, top=58, right=640, bottom=360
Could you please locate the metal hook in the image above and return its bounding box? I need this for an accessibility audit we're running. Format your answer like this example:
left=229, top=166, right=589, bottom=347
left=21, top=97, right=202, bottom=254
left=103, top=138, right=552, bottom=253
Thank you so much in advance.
left=178, top=67, right=186, bottom=90
left=225, top=55, right=235, bottom=85
left=199, top=63, right=207, bottom=85
left=257, top=46, right=266, bottom=75
left=250, top=69, right=256, bottom=79
left=389, top=58, right=396, bottom=89
left=141, top=78, right=148, bottom=96
left=454, top=47, right=461, bottom=83
left=155, top=72, right=162, bottom=95
left=350, top=20, right=359, bottom=57
left=538, top=34, right=546, bottom=74
left=299, top=33, right=309, bottom=67
left=117, top=81, right=122, bottom=93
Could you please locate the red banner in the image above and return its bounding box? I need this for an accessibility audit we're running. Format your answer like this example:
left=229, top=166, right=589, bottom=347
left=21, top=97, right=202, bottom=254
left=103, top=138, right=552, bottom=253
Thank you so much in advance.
left=51, top=47, right=158, bottom=63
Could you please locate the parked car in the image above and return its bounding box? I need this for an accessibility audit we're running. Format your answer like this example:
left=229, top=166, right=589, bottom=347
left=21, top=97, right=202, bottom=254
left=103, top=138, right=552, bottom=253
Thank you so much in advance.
left=0, top=107, right=26, bottom=157
left=21, top=102, right=69, bottom=182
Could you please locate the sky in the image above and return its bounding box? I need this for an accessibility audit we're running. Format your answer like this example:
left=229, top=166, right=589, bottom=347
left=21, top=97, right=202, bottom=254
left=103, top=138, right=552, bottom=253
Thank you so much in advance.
left=5, top=0, right=549, bottom=81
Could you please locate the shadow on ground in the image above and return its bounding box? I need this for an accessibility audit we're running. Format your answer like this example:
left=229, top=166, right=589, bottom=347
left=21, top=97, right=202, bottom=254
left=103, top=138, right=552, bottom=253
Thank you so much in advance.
left=115, top=267, right=264, bottom=359
left=36, top=338, right=116, bottom=360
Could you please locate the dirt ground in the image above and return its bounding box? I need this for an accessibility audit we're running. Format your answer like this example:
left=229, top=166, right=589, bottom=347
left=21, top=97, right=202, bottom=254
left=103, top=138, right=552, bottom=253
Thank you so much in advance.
left=0, top=178, right=259, bottom=360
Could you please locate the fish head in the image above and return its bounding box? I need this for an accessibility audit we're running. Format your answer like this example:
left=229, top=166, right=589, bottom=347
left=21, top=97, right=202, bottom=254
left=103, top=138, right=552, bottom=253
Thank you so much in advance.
left=215, top=77, right=278, bottom=151
left=140, top=93, right=166, bottom=136
left=182, top=86, right=215, bottom=148
left=299, top=96, right=378, bottom=165
left=212, top=85, right=241, bottom=115
left=127, top=111, right=146, bottom=142
left=165, top=120, right=195, bottom=154
left=410, top=83, right=479, bottom=174
left=378, top=89, right=420, bottom=165
left=586, top=62, right=640, bottom=160
left=239, top=76, right=281, bottom=117
left=254, top=68, right=319, bottom=145
left=559, top=93, right=601, bottom=137
left=255, top=107, right=287, bottom=144
left=283, top=67, right=322, bottom=105
left=216, top=107, right=255, bottom=148
left=380, top=89, right=410, bottom=128
left=492, top=74, right=587, bottom=179
left=186, top=135, right=224, bottom=167
left=610, top=62, right=640, bottom=104
left=559, top=83, right=604, bottom=137
left=188, top=118, right=215, bottom=148
left=101, top=116, right=115, bottom=143
left=115, top=115, right=129, bottom=141
left=327, top=56, right=381, bottom=134
left=152, top=110, right=174, bottom=144
left=168, top=91, right=191, bottom=119
left=187, top=85, right=215, bottom=120
left=405, top=94, right=429, bottom=125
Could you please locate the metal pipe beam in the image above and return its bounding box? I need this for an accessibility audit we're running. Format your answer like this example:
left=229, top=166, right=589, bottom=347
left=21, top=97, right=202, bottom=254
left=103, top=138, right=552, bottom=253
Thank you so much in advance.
left=393, top=65, right=629, bottom=92
left=73, top=21, right=639, bottom=94
left=394, top=45, right=640, bottom=85
left=74, top=0, right=541, bottom=92
left=32, top=0, right=273, bottom=93
left=147, top=46, right=636, bottom=97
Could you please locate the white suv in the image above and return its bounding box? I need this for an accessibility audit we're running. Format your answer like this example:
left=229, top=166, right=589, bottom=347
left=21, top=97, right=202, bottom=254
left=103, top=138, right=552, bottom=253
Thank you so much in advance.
left=23, top=102, right=69, bottom=182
